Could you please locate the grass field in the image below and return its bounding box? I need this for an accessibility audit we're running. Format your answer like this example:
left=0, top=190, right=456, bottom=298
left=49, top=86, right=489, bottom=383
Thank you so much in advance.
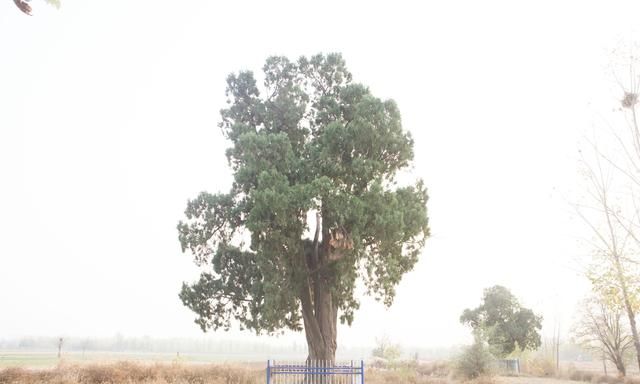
left=0, top=362, right=591, bottom=384
left=0, top=352, right=59, bottom=368
left=0, top=353, right=635, bottom=384
left=0, top=361, right=261, bottom=384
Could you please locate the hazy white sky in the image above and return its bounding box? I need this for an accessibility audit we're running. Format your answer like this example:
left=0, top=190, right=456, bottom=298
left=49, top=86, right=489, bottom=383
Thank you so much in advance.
left=1, top=0, right=637, bottom=351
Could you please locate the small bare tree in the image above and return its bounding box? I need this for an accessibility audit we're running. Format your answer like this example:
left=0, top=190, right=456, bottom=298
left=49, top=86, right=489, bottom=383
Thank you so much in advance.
left=573, top=296, right=635, bottom=376
left=57, top=337, right=63, bottom=359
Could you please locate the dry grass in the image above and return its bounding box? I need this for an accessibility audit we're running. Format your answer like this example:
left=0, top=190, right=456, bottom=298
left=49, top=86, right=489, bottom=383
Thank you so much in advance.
left=0, top=361, right=462, bottom=384
left=0, top=361, right=262, bottom=384
left=520, top=357, right=557, bottom=377
left=497, top=377, right=640, bottom=384
left=465, top=378, right=496, bottom=384
left=366, top=368, right=451, bottom=384
left=14, top=360, right=640, bottom=384
left=496, top=378, right=580, bottom=384
left=365, top=361, right=457, bottom=384
left=496, top=366, right=640, bottom=384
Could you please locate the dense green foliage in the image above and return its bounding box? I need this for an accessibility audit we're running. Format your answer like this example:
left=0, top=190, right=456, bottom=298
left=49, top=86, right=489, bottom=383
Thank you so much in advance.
left=460, top=285, right=542, bottom=357
left=177, top=53, right=429, bottom=357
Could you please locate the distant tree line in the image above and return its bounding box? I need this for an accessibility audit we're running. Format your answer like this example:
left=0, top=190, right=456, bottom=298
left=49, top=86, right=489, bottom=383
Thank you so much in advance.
left=0, top=336, right=309, bottom=355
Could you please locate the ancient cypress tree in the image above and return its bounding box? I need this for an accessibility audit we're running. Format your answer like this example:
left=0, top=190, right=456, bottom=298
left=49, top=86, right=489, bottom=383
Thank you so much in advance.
left=178, top=53, right=429, bottom=360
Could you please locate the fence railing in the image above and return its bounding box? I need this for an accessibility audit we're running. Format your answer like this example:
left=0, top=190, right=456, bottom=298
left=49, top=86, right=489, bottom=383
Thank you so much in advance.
left=495, top=358, right=520, bottom=374
left=266, top=360, right=364, bottom=384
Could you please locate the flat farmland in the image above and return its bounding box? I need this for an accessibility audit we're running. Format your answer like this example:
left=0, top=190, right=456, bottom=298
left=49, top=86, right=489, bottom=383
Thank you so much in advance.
left=0, top=351, right=267, bottom=368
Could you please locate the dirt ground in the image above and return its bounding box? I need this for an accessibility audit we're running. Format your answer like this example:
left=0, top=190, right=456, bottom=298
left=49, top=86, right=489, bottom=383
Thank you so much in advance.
left=497, top=377, right=583, bottom=384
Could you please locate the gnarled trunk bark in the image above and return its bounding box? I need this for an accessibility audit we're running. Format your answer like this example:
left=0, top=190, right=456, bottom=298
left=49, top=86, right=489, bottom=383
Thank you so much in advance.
left=299, top=211, right=339, bottom=362
left=300, top=266, right=338, bottom=361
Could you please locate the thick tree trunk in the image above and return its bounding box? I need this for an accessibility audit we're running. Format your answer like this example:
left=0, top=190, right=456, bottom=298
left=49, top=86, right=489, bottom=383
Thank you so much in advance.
left=300, top=274, right=338, bottom=361
left=299, top=211, right=338, bottom=362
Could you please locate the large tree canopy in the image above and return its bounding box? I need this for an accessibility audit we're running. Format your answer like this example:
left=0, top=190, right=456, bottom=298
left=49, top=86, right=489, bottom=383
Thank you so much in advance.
left=460, top=285, right=542, bottom=357
left=177, top=53, right=429, bottom=360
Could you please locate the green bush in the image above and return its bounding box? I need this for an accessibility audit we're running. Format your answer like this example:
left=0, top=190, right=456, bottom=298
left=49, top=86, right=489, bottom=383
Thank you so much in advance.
left=455, top=338, right=495, bottom=380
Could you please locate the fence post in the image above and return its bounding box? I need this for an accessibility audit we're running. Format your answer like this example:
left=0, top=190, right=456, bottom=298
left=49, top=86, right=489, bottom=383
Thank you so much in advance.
left=360, top=360, right=364, bottom=384
left=350, top=360, right=354, bottom=384
left=267, top=360, right=271, bottom=384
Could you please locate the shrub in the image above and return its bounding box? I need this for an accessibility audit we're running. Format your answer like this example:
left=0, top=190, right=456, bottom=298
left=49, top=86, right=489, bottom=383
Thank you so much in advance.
left=455, top=338, right=494, bottom=380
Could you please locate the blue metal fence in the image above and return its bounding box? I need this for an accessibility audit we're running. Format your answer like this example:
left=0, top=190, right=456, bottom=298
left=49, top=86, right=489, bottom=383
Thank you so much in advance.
left=267, top=360, right=364, bottom=384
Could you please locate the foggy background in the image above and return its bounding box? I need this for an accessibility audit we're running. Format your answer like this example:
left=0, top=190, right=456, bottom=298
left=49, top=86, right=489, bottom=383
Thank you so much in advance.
left=0, top=0, right=633, bottom=356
